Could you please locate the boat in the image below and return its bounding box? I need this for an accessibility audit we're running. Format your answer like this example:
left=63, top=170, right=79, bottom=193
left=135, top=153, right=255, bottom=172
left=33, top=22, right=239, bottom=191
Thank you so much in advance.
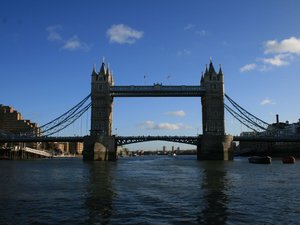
left=282, top=156, right=296, bottom=164
left=248, top=156, right=272, bottom=164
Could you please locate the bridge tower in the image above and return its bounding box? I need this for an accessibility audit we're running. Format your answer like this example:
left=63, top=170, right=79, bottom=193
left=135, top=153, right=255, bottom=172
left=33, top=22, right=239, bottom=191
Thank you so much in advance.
left=83, top=61, right=117, bottom=161
left=199, top=60, right=233, bottom=160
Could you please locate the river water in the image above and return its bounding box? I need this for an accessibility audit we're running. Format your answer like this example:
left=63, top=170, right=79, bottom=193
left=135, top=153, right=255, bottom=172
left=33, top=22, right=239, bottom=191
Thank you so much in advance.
left=0, top=156, right=299, bottom=225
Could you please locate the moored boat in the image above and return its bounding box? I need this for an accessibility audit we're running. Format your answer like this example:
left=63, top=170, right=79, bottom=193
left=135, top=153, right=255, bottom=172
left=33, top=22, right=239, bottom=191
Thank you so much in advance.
left=248, top=156, right=272, bottom=164
left=282, top=156, right=296, bottom=164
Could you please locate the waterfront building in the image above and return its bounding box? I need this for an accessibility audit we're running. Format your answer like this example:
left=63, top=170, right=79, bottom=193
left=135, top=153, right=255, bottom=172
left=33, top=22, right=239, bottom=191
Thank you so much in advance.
left=0, top=104, right=40, bottom=136
left=69, top=142, right=84, bottom=155
left=0, top=104, right=40, bottom=148
left=239, top=115, right=300, bottom=155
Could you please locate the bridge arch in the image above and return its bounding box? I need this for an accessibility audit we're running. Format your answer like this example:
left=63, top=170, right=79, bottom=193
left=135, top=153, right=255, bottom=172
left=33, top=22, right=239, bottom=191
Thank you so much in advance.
left=116, top=136, right=201, bottom=146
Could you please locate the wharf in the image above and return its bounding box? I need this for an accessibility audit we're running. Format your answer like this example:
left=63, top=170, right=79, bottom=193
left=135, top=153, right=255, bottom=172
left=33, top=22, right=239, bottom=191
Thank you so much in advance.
left=0, top=147, right=52, bottom=160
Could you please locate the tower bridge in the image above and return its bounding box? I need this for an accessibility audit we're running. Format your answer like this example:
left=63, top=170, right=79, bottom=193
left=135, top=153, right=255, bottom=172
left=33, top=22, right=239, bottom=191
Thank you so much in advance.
left=4, top=59, right=288, bottom=161
left=84, top=60, right=233, bottom=161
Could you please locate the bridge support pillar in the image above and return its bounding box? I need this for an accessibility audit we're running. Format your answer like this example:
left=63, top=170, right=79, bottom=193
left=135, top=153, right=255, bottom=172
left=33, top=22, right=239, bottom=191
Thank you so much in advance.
left=197, top=135, right=233, bottom=160
left=83, top=136, right=117, bottom=161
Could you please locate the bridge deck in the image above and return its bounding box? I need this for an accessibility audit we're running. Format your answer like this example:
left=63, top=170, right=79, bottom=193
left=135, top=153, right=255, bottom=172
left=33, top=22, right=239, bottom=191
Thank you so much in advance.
left=1, top=135, right=300, bottom=144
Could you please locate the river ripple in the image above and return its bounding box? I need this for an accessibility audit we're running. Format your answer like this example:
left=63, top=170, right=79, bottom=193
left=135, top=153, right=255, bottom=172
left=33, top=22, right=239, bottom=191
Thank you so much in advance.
left=0, top=156, right=299, bottom=224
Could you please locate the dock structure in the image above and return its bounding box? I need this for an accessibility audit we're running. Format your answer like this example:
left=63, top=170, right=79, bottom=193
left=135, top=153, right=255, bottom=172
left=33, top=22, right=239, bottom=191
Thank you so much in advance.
left=0, top=147, right=52, bottom=160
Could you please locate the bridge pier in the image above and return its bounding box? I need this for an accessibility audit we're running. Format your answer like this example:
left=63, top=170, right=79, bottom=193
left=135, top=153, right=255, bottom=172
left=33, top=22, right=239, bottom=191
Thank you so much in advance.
left=83, top=136, right=117, bottom=161
left=197, top=135, right=233, bottom=160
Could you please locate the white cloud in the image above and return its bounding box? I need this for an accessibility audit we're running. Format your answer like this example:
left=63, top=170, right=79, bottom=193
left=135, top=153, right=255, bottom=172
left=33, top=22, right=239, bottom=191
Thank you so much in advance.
left=184, top=23, right=195, bottom=31
left=62, top=35, right=89, bottom=51
left=264, top=37, right=300, bottom=54
left=165, top=110, right=186, bottom=117
left=183, top=24, right=207, bottom=36
left=46, top=25, right=89, bottom=51
left=139, top=120, right=191, bottom=130
left=177, top=49, right=191, bottom=56
left=46, top=25, right=63, bottom=42
left=260, top=54, right=290, bottom=66
left=196, top=29, right=207, bottom=36
left=240, top=63, right=257, bottom=72
left=106, top=24, right=143, bottom=44
left=241, top=36, right=300, bottom=72
left=260, top=98, right=276, bottom=106
left=157, top=123, right=180, bottom=130
left=140, top=120, right=156, bottom=129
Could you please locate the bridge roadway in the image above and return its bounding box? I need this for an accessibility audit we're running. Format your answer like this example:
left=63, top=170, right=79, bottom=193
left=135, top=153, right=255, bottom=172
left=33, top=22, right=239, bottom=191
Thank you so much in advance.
left=1, top=135, right=300, bottom=145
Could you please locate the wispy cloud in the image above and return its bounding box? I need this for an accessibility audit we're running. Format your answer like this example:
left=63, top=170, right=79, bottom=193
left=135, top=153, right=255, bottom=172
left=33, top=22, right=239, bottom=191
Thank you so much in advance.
left=106, top=24, right=143, bottom=44
left=165, top=110, right=186, bottom=117
left=139, top=120, right=191, bottom=130
left=183, top=24, right=207, bottom=36
left=184, top=23, right=195, bottom=31
left=264, top=37, right=300, bottom=54
left=62, top=35, right=89, bottom=51
left=260, top=98, right=276, bottom=106
left=46, top=25, right=63, bottom=42
left=46, top=25, right=89, bottom=51
left=260, top=54, right=290, bottom=67
left=177, top=49, right=191, bottom=56
left=240, top=36, right=300, bottom=73
left=240, top=63, right=257, bottom=72
left=196, top=30, right=207, bottom=36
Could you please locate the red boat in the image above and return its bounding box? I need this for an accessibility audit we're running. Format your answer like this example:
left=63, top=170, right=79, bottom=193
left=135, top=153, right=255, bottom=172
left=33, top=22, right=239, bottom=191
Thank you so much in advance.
left=282, top=156, right=296, bottom=164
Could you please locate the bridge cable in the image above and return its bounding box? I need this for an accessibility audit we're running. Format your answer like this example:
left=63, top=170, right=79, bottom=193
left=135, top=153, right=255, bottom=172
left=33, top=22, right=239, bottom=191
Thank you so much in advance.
left=19, top=94, right=91, bottom=137
left=40, top=94, right=91, bottom=129
left=224, top=103, right=259, bottom=133
left=43, top=102, right=91, bottom=136
left=225, top=94, right=270, bottom=131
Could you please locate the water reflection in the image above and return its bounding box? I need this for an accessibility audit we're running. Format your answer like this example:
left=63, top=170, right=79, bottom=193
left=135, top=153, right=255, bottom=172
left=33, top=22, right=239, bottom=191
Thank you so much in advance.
left=84, top=162, right=116, bottom=224
left=198, top=162, right=229, bottom=225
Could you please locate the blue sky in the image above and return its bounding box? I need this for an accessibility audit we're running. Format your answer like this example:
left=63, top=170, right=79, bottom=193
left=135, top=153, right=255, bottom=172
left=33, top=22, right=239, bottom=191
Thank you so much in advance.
left=1, top=0, right=300, bottom=150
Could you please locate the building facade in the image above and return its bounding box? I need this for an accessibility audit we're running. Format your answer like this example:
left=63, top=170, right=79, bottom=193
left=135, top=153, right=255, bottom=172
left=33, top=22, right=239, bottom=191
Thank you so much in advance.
left=0, top=104, right=40, bottom=136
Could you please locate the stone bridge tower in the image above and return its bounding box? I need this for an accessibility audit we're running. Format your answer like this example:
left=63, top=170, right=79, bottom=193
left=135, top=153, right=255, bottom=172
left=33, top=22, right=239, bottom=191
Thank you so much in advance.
left=83, top=61, right=117, bottom=161
left=199, top=61, right=233, bottom=160
left=90, top=62, right=113, bottom=136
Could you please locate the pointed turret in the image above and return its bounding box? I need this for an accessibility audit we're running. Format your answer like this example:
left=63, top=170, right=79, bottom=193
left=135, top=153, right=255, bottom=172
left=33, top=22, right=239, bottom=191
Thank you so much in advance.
left=92, top=64, right=98, bottom=76
left=106, top=63, right=112, bottom=83
left=106, top=63, right=111, bottom=76
left=218, top=64, right=223, bottom=75
left=204, top=64, right=208, bottom=75
left=99, top=62, right=106, bottom=76
left=201, top=71, right=204, bottom=84
left=208, top=60, right=216, bottom=75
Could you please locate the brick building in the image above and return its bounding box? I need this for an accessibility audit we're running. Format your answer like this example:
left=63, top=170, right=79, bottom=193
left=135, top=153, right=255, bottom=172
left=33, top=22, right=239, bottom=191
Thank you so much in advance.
left=0, top=104, right=40, bottom=136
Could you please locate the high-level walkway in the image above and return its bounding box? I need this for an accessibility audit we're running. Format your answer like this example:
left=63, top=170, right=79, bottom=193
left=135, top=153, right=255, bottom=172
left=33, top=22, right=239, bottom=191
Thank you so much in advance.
left=110, top=85, right=205, bottom=97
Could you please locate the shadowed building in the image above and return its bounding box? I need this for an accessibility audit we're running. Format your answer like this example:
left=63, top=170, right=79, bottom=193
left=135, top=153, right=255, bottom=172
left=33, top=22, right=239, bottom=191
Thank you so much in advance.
left=0, top=104, right=40, bottom=136
left=0, top=104, right=40, bottom=148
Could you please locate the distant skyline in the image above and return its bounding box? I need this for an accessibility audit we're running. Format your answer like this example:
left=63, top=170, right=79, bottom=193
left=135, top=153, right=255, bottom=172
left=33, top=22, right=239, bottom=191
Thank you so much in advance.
left=1, top=0, right=300, bottom=150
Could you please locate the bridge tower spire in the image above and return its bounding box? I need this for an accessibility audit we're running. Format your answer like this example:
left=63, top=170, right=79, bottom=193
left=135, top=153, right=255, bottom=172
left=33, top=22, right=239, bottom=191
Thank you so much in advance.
left=199, top=60, right=233, bottom=160
left=83, top=59, right=116, bottom=161
left=201, top=60, right=224, bottom=135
